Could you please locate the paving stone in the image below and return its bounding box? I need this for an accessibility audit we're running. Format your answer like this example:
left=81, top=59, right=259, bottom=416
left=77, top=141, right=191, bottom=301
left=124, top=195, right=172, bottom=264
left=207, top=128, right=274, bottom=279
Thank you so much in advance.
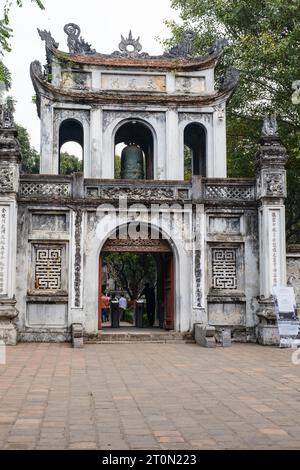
left=1, top=343, right=300, bottom=449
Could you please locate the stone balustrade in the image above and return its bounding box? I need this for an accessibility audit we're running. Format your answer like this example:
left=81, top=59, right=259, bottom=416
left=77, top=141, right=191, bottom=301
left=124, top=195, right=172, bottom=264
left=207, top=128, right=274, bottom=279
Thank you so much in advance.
left=18, top=174, right=256, bottom=203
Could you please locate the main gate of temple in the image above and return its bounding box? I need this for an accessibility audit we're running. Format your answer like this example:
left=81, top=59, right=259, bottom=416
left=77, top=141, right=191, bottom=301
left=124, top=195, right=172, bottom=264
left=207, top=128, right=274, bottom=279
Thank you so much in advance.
left=98, top=236, right=175, bottom=330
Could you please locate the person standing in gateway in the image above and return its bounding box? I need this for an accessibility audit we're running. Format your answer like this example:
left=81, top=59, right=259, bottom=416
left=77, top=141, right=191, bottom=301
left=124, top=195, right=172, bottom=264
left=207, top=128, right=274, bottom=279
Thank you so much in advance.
left=140, top=283, right=156, bottom=327
left=100, top=292, right=110, bottom=323
left=119, top=294, right=127, bottom=321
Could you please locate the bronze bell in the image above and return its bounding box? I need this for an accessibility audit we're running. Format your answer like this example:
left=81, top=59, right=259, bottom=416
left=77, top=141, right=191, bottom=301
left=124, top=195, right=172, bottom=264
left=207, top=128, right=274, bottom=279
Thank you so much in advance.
left=121, top=143, right=144, bottom=179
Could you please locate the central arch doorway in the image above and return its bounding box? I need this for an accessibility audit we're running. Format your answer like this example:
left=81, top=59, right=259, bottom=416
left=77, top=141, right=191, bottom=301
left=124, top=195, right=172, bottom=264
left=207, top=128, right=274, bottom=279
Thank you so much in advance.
left=98, top=231, right=175, bottom=331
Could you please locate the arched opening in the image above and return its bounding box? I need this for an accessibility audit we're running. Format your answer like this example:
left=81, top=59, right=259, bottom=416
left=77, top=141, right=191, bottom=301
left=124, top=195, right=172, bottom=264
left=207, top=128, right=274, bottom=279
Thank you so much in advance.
left=114, top=120, right=154, bottom=180
left=98, top=224, right=174, bottom=331
left=184, top=123, right=206, bottom=178
left=59, top=119, right=83, bottom=174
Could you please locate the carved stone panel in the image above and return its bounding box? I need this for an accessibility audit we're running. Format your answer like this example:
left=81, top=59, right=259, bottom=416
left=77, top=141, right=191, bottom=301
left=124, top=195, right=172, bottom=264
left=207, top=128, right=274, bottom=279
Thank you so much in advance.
left=178, top=112, right=212, bottom=124
left=0, top=206, right=9, bottom=296
left=99, top=187, right=174, bottom=201
left=74, top=210, right=82, bottom=308
left=101, top=73, right=166, bottom=93
left=269, top=209, right=281, bottom=288
left=35, top=248, right=62, bottom=290
left=261, top=170, right=286, bottom=198
left=31, top=214, right=68, bottom=232
left=175, top=76, right=205, bottom=94
left=0, top=166, right=17, bottom=193
left=208, top=216, right=241, bottom=234
left=61, top=71, right=92, bottom=90
left=102, top=110, right=165, bottom=131
left=212, top=248, right=237, bottom=290
left=102, top=237, right=171, bottom=253
left=31, top=244, right=67, bottom=294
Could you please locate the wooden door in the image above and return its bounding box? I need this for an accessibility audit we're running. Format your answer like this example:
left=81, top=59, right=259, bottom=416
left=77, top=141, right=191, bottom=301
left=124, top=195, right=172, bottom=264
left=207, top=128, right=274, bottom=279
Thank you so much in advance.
left=98, top=255, right=103, bottom=330
left=164, top=253, right=174, bottom=330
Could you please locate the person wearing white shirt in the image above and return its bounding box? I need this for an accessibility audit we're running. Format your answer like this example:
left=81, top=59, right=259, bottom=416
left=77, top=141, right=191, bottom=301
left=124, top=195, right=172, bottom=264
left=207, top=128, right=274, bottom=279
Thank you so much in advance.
left=119, top=294, right=127, bottom=321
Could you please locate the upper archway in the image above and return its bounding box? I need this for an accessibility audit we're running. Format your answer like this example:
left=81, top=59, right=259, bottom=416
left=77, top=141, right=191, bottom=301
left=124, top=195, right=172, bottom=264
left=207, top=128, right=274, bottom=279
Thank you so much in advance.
left=184, top=122, right=206, bottom=177
left=114, top=120, right=154, bottom=180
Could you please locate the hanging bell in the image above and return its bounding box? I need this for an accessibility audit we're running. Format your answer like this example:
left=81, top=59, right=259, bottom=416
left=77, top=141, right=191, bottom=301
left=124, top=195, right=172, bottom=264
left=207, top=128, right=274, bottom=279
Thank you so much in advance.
left=121, top=143, right=144, bottom=179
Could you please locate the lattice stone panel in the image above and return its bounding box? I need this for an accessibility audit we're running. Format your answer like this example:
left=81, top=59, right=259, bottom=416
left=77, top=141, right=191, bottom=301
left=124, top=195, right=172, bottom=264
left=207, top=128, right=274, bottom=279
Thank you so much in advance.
left=205, top=185, right=255, bottom=201
left=20, top=183, right=71, bottom=197
left=35, top=248, right=62, bottom=291
left=212, top=248, right=237, bottom=289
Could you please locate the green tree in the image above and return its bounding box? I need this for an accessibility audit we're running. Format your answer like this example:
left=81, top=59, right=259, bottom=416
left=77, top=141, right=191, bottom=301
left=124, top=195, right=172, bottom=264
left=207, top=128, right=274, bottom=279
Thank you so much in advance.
left=167, top=0, right=300, bottom=242
left=0, top=0, right=44, bottom=52
left=60, top=152, right=82, bottom=175
left=184, top=146, right=192, bottom=181
left=103, top=253, right=156, bottom=300
left=114, top=154, right=121, bottom=179
left=17, top=124, right=39, bottom=173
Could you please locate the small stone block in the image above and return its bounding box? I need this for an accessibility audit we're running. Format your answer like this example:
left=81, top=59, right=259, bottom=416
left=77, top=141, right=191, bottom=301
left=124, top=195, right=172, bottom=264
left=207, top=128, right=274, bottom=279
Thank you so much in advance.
left=222, top=329, right=231, bottom=347
left=72, top=323, right=84, bottom=348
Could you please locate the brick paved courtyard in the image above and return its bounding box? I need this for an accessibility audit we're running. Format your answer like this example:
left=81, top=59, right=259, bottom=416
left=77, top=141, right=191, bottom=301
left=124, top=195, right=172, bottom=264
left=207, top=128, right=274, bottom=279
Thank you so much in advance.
left=1, top=342, right=300, bottom=450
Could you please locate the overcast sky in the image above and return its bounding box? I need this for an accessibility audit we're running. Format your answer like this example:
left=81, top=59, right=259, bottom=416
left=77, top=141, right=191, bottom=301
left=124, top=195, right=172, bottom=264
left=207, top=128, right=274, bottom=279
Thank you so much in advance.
left=4, top=0, right=180, bottom=151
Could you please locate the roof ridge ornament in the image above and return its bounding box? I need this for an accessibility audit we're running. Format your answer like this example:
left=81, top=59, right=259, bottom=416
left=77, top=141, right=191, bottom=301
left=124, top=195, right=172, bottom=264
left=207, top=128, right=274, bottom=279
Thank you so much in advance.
left=163, top=30, right=196, bottom=58
left=220, top=66, right=240, bottom=92
left=38, top=29, right=59, bottom=51
left=262, top=114, right=279, bottom=138
left=112, top=30, right=149, bottom=58
left=0, top=96, right=15, bottom=129
left=64, top=23, right=96, bottom=55
left=208, top=37, right=229, bottom=56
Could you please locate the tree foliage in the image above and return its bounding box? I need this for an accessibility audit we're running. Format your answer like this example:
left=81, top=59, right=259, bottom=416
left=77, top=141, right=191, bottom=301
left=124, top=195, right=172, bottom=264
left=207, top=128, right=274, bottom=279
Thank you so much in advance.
left=167, top=0, right=300, bottom=242
left=59, top=152, right=82, bottom=175
left=103, top=253, right=156, bottom=300
left=17, top=124, right=39, bottom=173
left=0, top=0, right=44, bottom=52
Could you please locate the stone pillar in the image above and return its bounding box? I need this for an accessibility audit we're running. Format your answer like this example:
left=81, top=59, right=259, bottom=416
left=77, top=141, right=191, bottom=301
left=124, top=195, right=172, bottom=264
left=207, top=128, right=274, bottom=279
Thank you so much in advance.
left=256, top=116, right=287, bottom=344
left=166, top=109, right=181, bottom=180
left=0, top=102, right=21, bottom=345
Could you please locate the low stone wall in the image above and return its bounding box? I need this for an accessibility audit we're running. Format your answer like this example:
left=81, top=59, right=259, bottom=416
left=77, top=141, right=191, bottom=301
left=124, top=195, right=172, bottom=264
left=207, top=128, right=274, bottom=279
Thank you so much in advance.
left=287, top=245, right=300, bottom=307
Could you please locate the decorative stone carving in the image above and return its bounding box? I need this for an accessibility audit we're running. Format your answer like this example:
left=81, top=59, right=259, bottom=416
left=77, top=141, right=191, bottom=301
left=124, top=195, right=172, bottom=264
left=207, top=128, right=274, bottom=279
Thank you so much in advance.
left=102, top=237, right=171, bottom=253
left=101, top=73, right=166, bottom=93
left=99, top=187, right=174, bottom=201
left=262, top=114, right=278, bottom=137
left=205, top=184, right=255, bottom=201
left=30, top=60, right=44, bottom=80
left=220, top=66, right=240, bottom=92
left=64, top=23, right=95, bottom=55
left=212, top=248, right=237, bottom=290
left=112, top=31, right=149, bottom=58
left=102, top=110, right=164, bottom=131
left=38, top=28, right=59, bottom=51
left=54, top=108, right=90, bottom=127
left=20, top=182, right=71, bottom=198
left=263, top=171, right=286, bottom=197
left=163, top=30, right=196, bottom=58
left=62, top=71, right=92, bottom=90
left=208, top=38, right=228, bottom=56
left=194, top=249, right=202, bottom=308
left=0, top=97, right=15, bottom=128
left=74, top=210, right=82, bottom=308
left=292, top=80, right=300, bottom=105
left=0, top=167, right=15, bottom=192
left=0, top=207, right=8, bottom=296
left=178, top=112, right=212, bottom=124
left=214, top=103, right=226, bottom=121
left=34, top=247, right=62, bottom=291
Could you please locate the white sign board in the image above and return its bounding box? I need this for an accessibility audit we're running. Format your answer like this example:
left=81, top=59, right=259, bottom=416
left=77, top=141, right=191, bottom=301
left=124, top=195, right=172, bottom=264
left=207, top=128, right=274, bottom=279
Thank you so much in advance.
left=272, top=286, right=300, bottom=348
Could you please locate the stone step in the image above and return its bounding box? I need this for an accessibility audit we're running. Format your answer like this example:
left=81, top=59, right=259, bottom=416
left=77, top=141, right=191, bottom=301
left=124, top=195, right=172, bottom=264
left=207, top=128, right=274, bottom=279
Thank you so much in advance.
left=84, top=331, right=194, bottom=344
